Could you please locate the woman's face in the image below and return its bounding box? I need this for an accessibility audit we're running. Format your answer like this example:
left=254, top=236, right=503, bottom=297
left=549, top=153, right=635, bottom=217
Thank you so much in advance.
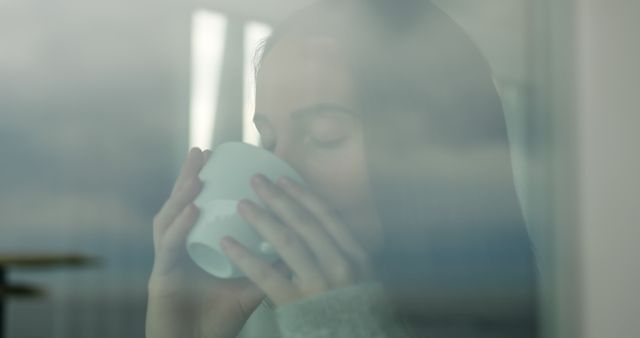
left=254, top=34, right=383, bottom=254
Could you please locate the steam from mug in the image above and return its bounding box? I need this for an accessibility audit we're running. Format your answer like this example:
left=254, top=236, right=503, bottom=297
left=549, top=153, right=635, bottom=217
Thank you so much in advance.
left=186, top=142, right=309, bottom=278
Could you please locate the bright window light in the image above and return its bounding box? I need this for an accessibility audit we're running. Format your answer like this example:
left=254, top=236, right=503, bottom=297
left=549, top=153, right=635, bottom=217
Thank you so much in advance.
left=189, top=9, right=227, bottom=150
left=242, top=21, right=272, bottom=146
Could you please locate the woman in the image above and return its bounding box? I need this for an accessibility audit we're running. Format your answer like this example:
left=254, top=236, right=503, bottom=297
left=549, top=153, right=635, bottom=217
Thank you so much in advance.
left=146, top=0, right=538, bottom=337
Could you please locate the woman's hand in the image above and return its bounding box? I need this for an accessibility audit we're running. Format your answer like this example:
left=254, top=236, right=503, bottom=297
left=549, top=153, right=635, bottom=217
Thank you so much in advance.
left=146, top=148, right=289, bottom=338
left=219, top=173, right=376, bottom=308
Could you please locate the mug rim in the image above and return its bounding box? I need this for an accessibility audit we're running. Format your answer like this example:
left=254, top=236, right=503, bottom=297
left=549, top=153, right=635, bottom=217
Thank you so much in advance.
left=211, top=141, right=305, bottom=182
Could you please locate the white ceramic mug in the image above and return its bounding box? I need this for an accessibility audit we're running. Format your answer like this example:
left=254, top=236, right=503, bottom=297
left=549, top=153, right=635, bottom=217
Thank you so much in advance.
left=186, top=141, right=308, bottom=278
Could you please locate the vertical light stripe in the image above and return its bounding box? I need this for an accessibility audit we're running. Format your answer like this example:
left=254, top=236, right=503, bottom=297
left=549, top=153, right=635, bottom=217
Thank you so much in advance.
left=242, top=21, right=272, bottom=146
left=189, top=9, right=227, bottom=150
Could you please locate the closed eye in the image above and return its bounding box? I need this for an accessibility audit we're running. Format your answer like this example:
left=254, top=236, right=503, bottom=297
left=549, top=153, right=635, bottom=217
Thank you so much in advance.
left=306, top=136, right=348, bottom=148
left=253, top=104, right=358, bottom=152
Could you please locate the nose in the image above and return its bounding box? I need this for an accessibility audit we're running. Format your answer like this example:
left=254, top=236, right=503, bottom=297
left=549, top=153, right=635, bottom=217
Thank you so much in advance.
left=272, top=140, right=306, bottom=180
left=272, top=140, right=294, bottom=166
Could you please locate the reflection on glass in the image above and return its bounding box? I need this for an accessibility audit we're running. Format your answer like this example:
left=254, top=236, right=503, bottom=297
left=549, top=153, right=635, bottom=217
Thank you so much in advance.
left=189, top=9, right=227, bottom=150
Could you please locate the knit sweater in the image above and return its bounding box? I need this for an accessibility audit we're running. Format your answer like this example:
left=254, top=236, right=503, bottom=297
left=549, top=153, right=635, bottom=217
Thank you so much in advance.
left=237, top=281, right=413, bottom=338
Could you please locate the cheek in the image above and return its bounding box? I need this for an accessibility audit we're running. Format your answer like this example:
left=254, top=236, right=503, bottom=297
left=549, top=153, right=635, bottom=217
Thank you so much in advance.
left=304, top=141, right=370, bottom=213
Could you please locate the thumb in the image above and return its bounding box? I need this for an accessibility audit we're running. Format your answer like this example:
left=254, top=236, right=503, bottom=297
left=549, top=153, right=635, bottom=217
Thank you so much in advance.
left=235, top=279, right=266, bottom=315
left=237, top=260, right=290, bottom=311
left=154, top=204, right=199, bottom=275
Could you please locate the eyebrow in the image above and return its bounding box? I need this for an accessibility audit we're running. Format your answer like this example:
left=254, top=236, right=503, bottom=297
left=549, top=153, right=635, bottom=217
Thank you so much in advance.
left=253, top=103, right=358, bottom=125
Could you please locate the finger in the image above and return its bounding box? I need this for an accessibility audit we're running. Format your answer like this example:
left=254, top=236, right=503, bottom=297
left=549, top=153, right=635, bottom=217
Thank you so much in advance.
left=236, top=199, right=326, bottom=287
left=271, top=259, right=293, bottom=279
left=171, top=147, right=204, bottom=197
left=235, top=279, right=267, bottom=315
left=220, top=236, right=296, bottom=306
left=275, top=176, right=369, bottom=263
left=203, top=149, right=213, bottom=163
left=250, top=174, right=349, bottom=277
left=154, top=203, right=200, bottom=274
left=153, top=176, right=202, bottom=247
left=161, top=203, right=199, bottom=253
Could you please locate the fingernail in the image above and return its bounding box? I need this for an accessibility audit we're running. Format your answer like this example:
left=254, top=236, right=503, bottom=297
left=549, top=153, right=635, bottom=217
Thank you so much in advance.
left=220, top=236, right=240, bottom=254
left=236, top=199, right=254, bottom=216
left=192, top=147, right=202, bottom=157
left=277, top=176, right=301, bottom=194
left=251, top=173, right=269, bottom=187
left=276, top=176, right=292, bottom=188
left=187, top=148, right=196, bottom=162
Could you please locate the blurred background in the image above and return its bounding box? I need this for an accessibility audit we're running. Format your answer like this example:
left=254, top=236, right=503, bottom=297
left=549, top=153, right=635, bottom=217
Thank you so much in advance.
left=0, top=0, right=637, bottom=337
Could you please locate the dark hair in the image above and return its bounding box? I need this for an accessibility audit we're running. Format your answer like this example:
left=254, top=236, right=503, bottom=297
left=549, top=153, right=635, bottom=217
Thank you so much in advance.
left=257, top=1, right=538, bottom=336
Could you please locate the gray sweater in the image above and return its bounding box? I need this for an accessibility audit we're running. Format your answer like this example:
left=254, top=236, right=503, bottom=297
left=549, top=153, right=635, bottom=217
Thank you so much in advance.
left=237, top=281, right=413, bottom=338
